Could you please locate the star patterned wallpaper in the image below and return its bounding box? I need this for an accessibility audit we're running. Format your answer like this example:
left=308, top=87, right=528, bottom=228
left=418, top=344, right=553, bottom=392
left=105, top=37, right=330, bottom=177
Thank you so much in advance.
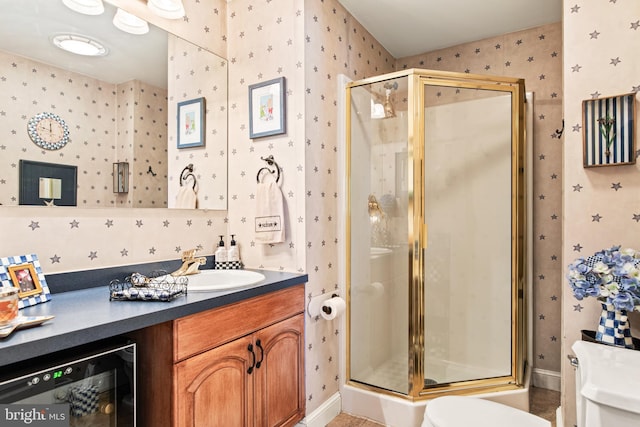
left=115, top=78, right=169, bottom=208
left=225, top=0, right=396, bottom=411
left=0, top=50, right=168, bottom=208
left=167, top=34, right=228, bottom=210
left=5, top=0, right=636, bottom=424
left=562, top=2, right=640, bottom=426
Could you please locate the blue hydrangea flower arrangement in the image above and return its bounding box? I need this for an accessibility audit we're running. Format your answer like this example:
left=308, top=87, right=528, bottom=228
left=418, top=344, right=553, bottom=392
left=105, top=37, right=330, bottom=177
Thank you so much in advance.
left=567, top=245, right=640, bottom=312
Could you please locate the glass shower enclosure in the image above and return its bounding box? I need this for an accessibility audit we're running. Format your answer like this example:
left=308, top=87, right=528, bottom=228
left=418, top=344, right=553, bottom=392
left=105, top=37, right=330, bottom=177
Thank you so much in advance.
left=346, top=69, right=527, bottom=399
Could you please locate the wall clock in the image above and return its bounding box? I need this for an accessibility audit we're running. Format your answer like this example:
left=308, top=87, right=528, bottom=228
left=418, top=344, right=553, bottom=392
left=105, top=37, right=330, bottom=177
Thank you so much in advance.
left=27, top=112, right=70, bottom=150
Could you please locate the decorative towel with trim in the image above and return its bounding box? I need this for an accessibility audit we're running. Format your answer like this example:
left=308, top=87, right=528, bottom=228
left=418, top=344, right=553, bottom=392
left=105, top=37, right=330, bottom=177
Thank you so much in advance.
left=255, top=171, right=285, bottom=244
left=175, top=185, right=197, bottom=209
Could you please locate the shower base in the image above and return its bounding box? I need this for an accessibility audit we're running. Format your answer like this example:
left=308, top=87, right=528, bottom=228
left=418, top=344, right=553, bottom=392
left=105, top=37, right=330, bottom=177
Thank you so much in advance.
left=354, top=354, right=506, bottom=394
left=343, top=362, right=531, bottom=427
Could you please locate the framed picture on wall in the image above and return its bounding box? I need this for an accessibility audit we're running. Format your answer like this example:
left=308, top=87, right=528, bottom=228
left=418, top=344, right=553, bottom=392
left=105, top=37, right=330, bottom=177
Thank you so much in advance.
left=177, top=97, right=206, bottom=148
left=249, top=77, right=286, bottom=138
left=19, top=160, right=77, bottom=206
left=583, top=93, right=636, bottom=167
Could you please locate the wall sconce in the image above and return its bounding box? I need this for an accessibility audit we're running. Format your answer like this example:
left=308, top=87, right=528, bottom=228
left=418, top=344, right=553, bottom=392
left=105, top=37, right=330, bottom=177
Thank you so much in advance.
left=113, top=162, right=129, bottom=193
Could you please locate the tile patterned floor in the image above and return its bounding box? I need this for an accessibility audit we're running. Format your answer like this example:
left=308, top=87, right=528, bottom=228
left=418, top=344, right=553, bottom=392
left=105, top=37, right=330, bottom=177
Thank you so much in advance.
left=326, top=386, right=560, bottom=427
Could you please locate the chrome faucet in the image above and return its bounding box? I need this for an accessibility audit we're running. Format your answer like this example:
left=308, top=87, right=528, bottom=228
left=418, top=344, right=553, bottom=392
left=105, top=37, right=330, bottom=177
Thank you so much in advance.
left=171, top=249, right=207, bottom=276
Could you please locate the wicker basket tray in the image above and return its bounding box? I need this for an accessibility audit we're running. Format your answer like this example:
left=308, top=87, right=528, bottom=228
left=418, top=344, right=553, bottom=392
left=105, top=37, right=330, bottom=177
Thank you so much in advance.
left=109, top=271, right=188, bottom=302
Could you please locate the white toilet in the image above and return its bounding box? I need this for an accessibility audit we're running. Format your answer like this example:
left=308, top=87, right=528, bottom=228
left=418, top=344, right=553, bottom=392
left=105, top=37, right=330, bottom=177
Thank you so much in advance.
left=572, top=340, right=640, bottom=427
left=421, top=395, right=550, bottom=427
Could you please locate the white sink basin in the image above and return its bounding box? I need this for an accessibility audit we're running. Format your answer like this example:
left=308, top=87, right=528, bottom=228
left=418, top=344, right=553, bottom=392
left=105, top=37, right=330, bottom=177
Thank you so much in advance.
left=183, top=270, right=266, bottom=292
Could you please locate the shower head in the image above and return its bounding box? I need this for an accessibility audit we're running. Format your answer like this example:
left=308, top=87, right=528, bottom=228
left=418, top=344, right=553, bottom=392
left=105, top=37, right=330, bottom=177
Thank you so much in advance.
left=383, top=81, right=398, bottom=91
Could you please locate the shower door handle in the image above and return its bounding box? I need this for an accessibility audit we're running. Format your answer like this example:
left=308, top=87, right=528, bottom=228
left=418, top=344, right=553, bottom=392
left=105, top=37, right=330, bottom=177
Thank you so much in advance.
left=421, top=222, right=428, bottom=250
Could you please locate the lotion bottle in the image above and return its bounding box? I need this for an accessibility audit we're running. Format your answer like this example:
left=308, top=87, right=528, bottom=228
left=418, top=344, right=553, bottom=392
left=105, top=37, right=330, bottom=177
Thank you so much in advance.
left=215, top=235, right=227, bottom=262
left=228, top=234, right=240, bottom=262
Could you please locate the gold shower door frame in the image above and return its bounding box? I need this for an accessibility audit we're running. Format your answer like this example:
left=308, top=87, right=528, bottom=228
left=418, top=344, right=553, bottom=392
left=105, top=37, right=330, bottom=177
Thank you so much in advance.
left=345, top=69, right=527, bottom=400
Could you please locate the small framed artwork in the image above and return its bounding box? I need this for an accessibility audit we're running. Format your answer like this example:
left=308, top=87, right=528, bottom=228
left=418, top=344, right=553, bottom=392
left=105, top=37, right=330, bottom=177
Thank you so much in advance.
left=8, top=264, right=42, bottom=298
left=583, top=93, right=636, bottom=167
left=249, top=77, right=286, bottom=138
left=177, top=97, right=206, bottom=148
left=19, top=160, right=77, bottom=206
left=0, top=254, right=51, bottom=309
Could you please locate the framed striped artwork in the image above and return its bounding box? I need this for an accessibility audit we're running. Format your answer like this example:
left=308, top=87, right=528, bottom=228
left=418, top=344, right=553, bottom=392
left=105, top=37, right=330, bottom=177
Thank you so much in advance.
left=583, top=93, right=636, bottom=167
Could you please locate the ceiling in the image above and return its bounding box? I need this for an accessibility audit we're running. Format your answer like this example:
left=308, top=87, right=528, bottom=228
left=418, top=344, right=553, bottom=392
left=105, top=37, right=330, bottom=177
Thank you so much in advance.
left=337, top=0, right=562, bottom=58
left=0, top=1, right=563, bottom=87
left=0, top=0, right=167, bottom=88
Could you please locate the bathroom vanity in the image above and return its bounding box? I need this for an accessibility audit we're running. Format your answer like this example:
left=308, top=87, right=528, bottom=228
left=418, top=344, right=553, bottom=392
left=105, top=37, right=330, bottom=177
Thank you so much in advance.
left=0, top=268, right=307, bottom=427
left=128, top=284, right=305, bottom=427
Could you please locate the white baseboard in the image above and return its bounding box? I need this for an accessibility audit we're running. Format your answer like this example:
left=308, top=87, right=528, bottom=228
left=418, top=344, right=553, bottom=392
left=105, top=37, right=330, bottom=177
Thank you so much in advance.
left=296, top=392, right=341, bottom=427
left=556, top=405, right=563, bottom=427
left=532, top=368, right=561, bottom=392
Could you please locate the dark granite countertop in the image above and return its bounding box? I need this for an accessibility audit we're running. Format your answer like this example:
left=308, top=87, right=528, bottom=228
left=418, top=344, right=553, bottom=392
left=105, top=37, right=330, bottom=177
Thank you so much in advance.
left=0, top=269, right=307, bottom=368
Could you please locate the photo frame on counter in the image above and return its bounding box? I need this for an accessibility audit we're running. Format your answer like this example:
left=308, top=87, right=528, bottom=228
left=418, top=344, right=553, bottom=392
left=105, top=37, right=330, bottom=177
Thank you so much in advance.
left=583, top=93, right=636, bottom=167
left=249, top=77, right=286, bottom=138
left=0, top=254, right=51, bottom=309
left=177, top=97, right=206, bottom=148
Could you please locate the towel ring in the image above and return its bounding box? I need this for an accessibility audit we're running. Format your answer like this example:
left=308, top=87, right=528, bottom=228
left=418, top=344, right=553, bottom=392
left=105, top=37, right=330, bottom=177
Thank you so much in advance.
left=256, top=155, right=281, bottom=183
left=180, top=164, right=197, bottom=190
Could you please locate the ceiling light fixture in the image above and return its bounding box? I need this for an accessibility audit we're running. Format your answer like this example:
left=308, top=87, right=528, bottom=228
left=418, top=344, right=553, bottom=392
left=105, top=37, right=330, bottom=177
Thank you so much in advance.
left=147, top=0, right=185, bottom=20
left=52, top=34, right=108, bottom=57
left=61, top=0, right=105, bottom=16
left=112, top=8, right=150, bottom=35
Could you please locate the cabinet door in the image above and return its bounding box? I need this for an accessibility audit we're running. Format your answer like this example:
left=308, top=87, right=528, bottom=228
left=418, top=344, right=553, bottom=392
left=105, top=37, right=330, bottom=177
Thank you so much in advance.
left=254, top=314, right=305, bottom=427
left=175, top=335, right=255, bottom=427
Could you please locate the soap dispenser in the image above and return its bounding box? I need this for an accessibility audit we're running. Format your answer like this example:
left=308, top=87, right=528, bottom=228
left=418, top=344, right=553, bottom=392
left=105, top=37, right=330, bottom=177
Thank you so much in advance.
left=228, top=234, right=240, bottom=262
left=215, top=235, right=227, bottom=262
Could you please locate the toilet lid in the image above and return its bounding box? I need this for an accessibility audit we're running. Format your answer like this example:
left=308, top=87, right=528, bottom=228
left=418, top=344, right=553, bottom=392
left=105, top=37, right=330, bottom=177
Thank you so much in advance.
left=425, top=396, right=550, bottom=427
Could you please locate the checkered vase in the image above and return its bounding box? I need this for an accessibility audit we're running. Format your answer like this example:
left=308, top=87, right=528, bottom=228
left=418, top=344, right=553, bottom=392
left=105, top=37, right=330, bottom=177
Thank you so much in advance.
left=595, top=301, right=634, bottom=349
left=69, top=384, right=99, bottom=417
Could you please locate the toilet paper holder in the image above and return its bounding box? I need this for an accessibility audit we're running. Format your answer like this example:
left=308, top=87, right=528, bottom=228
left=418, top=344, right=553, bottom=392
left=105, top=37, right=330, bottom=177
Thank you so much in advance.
left=322, top=294, right=340, bottom=316
left=308, top=293, right=340, bottom=318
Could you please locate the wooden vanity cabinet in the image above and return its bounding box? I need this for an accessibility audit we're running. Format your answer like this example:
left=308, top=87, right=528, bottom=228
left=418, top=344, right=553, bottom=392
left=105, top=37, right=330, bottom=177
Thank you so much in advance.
left=130, top=284, right=305, bottom=427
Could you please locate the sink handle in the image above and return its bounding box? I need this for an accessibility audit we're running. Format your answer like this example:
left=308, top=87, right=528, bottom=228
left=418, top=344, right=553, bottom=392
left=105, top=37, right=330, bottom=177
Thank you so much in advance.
left=247, top=343, right=256, bottom=374
left=256, top=339, right=264, bottom=369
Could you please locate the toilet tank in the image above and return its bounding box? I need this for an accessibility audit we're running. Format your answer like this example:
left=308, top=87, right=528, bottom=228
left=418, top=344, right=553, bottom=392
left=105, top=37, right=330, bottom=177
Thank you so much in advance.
left=571, top=341, right=640, bottom=427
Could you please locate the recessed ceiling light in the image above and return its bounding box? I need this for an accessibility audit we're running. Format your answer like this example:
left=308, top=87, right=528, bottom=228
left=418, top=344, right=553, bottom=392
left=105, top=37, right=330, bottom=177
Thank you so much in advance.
left=112, top=8, right=150, bottom=35
left=52, top=34, right=108, bottom=57
left=61, top=0, right=105, bottom=16
left=147, top=0, right=185, bottom=20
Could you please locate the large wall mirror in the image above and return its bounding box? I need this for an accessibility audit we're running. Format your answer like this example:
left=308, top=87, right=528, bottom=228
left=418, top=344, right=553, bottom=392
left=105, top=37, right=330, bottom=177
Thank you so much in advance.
left=0, top=0, right=228, bottom=210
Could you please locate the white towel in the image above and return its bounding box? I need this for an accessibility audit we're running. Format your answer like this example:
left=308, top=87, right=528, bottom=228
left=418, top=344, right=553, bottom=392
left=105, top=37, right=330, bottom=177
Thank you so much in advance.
left=255, top=172, right=285, bottom=244
left=175, top=185, right=197, bottom=209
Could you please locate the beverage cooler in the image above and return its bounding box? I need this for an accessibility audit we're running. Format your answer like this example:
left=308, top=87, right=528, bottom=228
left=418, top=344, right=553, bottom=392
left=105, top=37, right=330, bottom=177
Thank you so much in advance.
left=0, top=340, right=136, bottom=426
